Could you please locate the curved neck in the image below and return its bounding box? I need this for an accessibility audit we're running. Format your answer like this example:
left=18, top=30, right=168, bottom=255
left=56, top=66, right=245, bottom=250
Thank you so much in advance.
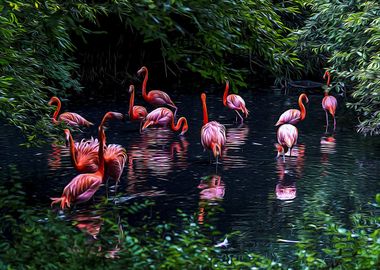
left=52, top=99, right=61, bottom=121
left=223, top=81, right=229, bottom=106
left=141, top=69, right=148, bottom=100
left=68, top=132, right=78, bottom=167
left=201, top=97, right=208, bottom=125
left=326, top=73, right=331, bottom=87
left=171, top=117, right=187, bottom=132
left=298, top=95, right=307, bottom=120
left=129, top=88, right=134, bottom=118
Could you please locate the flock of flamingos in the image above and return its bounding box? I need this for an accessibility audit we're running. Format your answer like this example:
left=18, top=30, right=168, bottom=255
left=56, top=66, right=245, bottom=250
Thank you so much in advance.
left=49, top=67, right=338, bottom=209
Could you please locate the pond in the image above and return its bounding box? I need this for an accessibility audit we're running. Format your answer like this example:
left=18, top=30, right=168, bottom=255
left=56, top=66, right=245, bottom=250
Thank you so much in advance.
left=1, top=90, right=379, bottom=261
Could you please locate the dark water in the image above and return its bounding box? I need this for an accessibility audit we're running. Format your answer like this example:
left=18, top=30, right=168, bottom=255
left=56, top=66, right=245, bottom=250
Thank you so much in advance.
left=1, top=91, right=379, bottom=259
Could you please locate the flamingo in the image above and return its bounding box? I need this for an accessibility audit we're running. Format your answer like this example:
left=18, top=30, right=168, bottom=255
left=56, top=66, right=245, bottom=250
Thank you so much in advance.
left=128, top=84, right=148, bottom=131
left=64, top=129, right=99, bottom=173
left=322, top=71, right=338, bottom=131
left=141, top=107, right=188, bottom=135
left=275, top=93, right=309, bottom=126
left=200, top=93, right=226, bottom=163
left=100, top=112, right=127, bottom=185
left=137, top=66, right=178, bottom=117
left=51, top=119, right=108, bottom=209
left=48, top=96, right=93, bottom=127
left=223, top=80, right=249, bottom=123
left=275, top=124, right=298, bottom=161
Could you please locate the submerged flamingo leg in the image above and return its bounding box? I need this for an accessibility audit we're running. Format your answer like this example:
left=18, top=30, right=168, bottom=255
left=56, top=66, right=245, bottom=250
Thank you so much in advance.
left=333, top=115, right=336, bottom=131
left=289, top=148, right=292, bottom=157
left=325, top=111, right=329, bottom=133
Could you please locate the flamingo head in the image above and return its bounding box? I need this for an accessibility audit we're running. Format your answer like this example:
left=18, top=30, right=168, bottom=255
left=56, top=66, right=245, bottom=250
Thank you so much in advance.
left=323, top=70, right=330, bottom=80
left=142, top=120, right=154, bottom=131
left=300, top=93, right=309, bottom=104
left=128, top=85, right=134, bottom=93
left=137, top=66, right=147, bottom=76
left=179, top=118, right=189, bottom=136
left=64, top=129, right=70, bottom=147
left=48, top=96, right=59, bottom=106
left=211, top=143, right=222, bottom=158
left=201, top=93, right=206, bottom=101
left=275, top=143, right=285, bottom=158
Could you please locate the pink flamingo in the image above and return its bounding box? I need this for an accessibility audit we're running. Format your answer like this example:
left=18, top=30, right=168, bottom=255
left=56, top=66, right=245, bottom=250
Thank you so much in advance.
left=141, top=107, right=188, bottom=135
left=51, top=118, right=109, bottom=209
left=128, top=84, right=148, bottom=131
left=200, top=93, right=226, bottom=163
left=99, top=112, right=127, bottom=185
left=64, top=129, right=99, bottom=173
left=137, top=66, right=177, bottom=117
left=48, top=97, right=93, bottom=127
left=223, top=80, right=249, bottom=123
left=322, top=71, right=338, bottom=131
left=275, top=124, right=298, bottom=161
left=275, top=94, right=309, bottom=126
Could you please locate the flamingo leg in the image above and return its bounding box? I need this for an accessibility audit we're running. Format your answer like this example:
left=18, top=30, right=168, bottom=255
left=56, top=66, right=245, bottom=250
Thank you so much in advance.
left=139, top=121, right=143, bottom=134
left=289, top=148, right=292, bottom=157
left=325, top=111, right=329, bottom=133
left=333, top=115, right=336, bottom=131
left=235, top=110, right=244, bottom=124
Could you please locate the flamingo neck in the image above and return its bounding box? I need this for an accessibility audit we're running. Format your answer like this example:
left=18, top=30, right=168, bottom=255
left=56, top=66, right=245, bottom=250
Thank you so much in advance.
left=52, top=99, right=61, bottom=122
left=129, top=88, right=134, bottom=119
left=68, top=132, right=78, bottom=168
left=223, top=81, right=229, bottom=106
left=141, top=69, right=148, bottom=100
left=201, top=97, right=208, bottom=125
left=171, top=117, right=187, bottom=132
left=298, top=95, right=307, bottom=121
left=326, top=73, right=331, bottom=87
left=97, top=127, right=105, bottom=176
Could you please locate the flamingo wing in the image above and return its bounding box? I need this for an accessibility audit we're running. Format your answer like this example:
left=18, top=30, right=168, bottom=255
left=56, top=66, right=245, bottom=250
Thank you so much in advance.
left=201, top=121, right=226, bottom=151
left=51, top=173, right=102, bottom=209
left=277, top=124, right=298, bottom=148
left=148, top=90, right=175, bottom=107
left=59, top=112, right=93, bottom=127
left=75, top=138, right=99, bottom=173
left=275, top=109, right=301, bottom=126
left=104, top=145, right=127, bottom=182
left=226, top=94, right=249, bottom=116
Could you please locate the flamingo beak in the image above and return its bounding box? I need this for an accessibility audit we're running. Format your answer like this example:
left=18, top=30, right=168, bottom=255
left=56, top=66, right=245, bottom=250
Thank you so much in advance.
left=142, top=121, right=153, bottom=131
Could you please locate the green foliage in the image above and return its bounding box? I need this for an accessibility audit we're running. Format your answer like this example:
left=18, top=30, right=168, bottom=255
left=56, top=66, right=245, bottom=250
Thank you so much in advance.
left=294, top=0, right=380, bottom=135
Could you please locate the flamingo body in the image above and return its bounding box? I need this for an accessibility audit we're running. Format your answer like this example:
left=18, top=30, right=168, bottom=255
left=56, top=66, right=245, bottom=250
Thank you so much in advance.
left=48, top=97, right=93, bottom=127
left=201, top=93, right=226, bottom=159
left=51, top=172, right=103, bottom=209
left=322, top=71, right=338, bottom=131
left=65, top=129, right=99, bottom=173
left=201, top=121, right=226, bottom=158
left=276, top=124, right=298, bottom=160
left=275, top=94, right=308, bottom=126
left=142, top=107, right=188, bottom=135
left=223, top=81, right=248, bottom=123
left=104, top=144, right=127, bottom=182
left=137, top=66, right=177, bottom=116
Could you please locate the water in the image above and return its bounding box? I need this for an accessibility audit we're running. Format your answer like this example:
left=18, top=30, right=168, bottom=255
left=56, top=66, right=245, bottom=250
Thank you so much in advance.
left=1, top=91, right=379, bottom=260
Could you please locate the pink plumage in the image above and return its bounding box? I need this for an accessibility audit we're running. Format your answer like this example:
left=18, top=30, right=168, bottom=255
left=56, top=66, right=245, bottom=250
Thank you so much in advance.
left=223, top=81, right=248, bottom=123
left=322, top=96, right=337, bottom=116
left=104, top=144, right=127, bottom=183
left=275, top=94, right=308, bottom=126
left=137, top=66, right=177, bottom=117
left=48, top=97, right=93, bottom=127
left=275, top=183, right=296, bottom=200
left=142, top=107, right=188, bottom=135
left=276, top=124, right=298, bottom=160
left=65, top=129, right=99, bottom=173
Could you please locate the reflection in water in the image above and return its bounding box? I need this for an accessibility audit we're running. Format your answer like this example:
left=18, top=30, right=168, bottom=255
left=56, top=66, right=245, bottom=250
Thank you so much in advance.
left=47, top=144, right=65, bottom=171
left=320, top=135, right=336, bottom=176
left=223, top=124, right=249, bottom=170
left=274, top=144, right=305, bottom=201
left=71, top=209, right=104, bottom=239
left=197, top=175, right=225, bottom=224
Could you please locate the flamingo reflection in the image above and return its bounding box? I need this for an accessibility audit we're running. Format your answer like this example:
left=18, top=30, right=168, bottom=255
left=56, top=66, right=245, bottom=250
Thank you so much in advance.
left=72, top=210, right=104, bottom=239
left=223, top=124, right=250, bottom=170
left=320, top=135, right=336, bottom=175
left=275, top=159, right=297, bottom=201
left=48, top=144, right=65, bottom=171
left=197, top=175, right=225, bottom=224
